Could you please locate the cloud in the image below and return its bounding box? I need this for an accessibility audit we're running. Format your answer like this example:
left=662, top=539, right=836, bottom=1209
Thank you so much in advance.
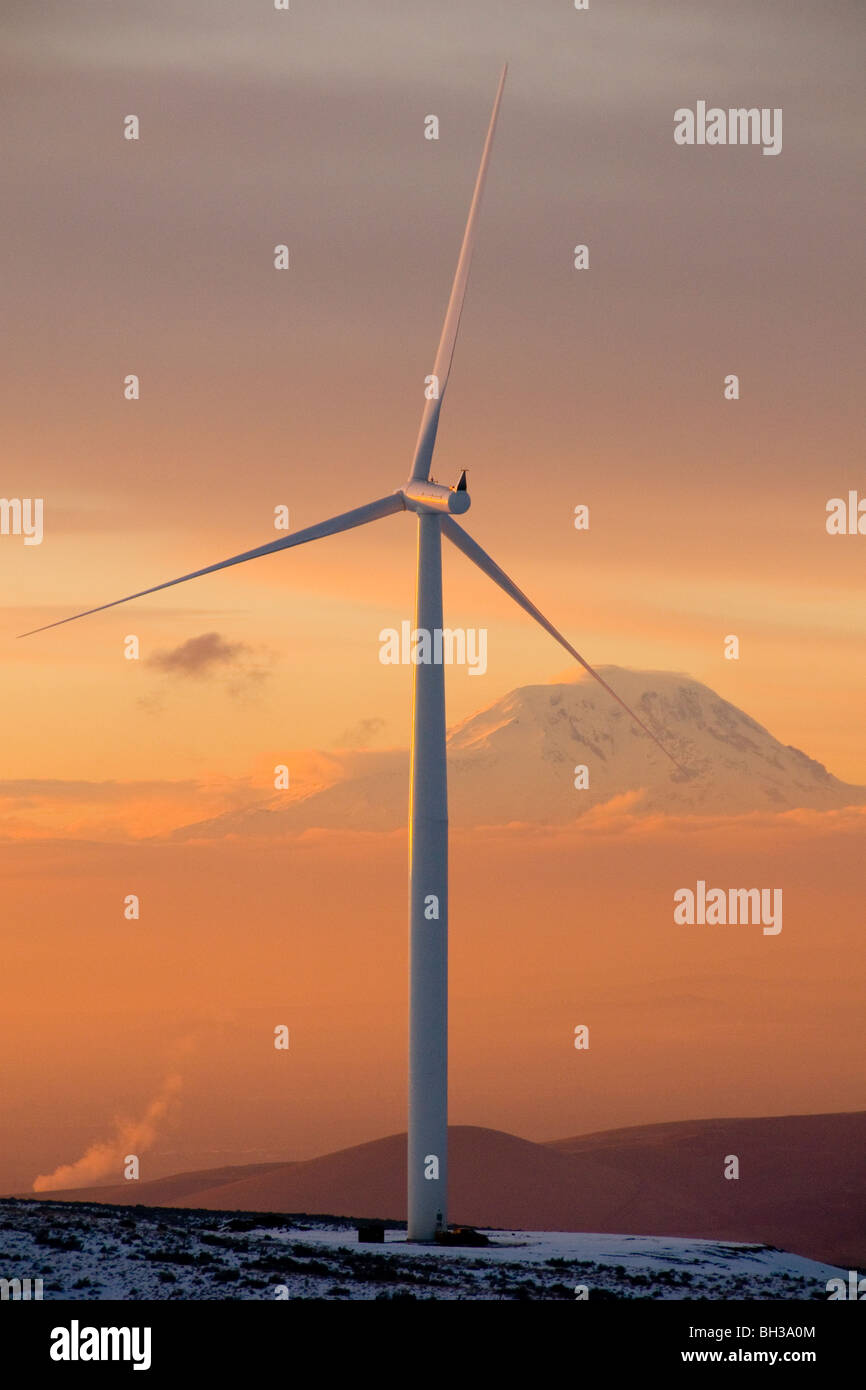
left=0, top=779, right=197, bottom=805
left=32, top=1074, right=183, bottom=1193
left=333, top=716, right=386, bottom=749
left=149, top=632, right=251, bottom=678
left=466, top=802, right=866, bottom=848
left=145, top=631, right=274, bottom=704
left=0, top=776, right=255, bottom=842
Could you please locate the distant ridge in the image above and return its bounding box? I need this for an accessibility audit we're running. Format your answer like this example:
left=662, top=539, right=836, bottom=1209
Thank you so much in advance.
left=21, top=1111, right=865, bottom=1269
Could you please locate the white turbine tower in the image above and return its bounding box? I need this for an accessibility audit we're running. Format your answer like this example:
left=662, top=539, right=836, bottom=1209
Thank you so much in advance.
left=22, top=65, right=682, bottom=1242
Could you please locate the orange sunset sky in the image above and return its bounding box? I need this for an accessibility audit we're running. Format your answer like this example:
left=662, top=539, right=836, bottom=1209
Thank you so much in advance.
left=1, top=1, right=864, bottom=1195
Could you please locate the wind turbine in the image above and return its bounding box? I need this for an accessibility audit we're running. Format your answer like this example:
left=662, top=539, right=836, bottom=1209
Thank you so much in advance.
left=22, top=64, right=682, bottom=1242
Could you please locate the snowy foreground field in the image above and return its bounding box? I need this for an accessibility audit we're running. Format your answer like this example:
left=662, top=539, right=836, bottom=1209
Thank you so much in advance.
left=0, top=1199, right=843, bottom=1300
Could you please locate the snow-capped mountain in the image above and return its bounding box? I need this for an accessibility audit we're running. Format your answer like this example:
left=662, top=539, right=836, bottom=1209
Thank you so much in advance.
left=169, top=668, right=866, bottom=839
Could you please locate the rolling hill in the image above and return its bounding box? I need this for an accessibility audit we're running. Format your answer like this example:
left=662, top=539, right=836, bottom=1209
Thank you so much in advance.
left=24, top=1111, right=865, bottom=1269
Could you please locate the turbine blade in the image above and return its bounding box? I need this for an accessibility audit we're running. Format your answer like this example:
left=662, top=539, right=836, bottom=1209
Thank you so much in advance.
left=441, top=517, right=687, bottom=773
left=409, top=64, right=507, bottom=483
left=19, top=493, right=406, bottom=637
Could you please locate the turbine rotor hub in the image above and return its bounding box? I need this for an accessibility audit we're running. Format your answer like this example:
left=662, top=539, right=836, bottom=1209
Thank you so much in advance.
left=402, top=478, right=471, bottom=515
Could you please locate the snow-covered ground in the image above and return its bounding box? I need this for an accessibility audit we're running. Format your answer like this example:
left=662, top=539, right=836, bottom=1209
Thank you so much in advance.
left=0, top=1199, right=843, bottom=1300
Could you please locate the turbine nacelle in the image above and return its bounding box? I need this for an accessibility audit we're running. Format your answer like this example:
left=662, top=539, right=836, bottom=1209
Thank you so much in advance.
left=402, top=473, right=471, bottom=515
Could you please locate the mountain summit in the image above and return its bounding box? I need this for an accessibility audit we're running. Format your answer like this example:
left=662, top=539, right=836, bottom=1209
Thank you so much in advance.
left=170, top=668, right=866, bottom=838
left=447, top=666, right=865, bottom=818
